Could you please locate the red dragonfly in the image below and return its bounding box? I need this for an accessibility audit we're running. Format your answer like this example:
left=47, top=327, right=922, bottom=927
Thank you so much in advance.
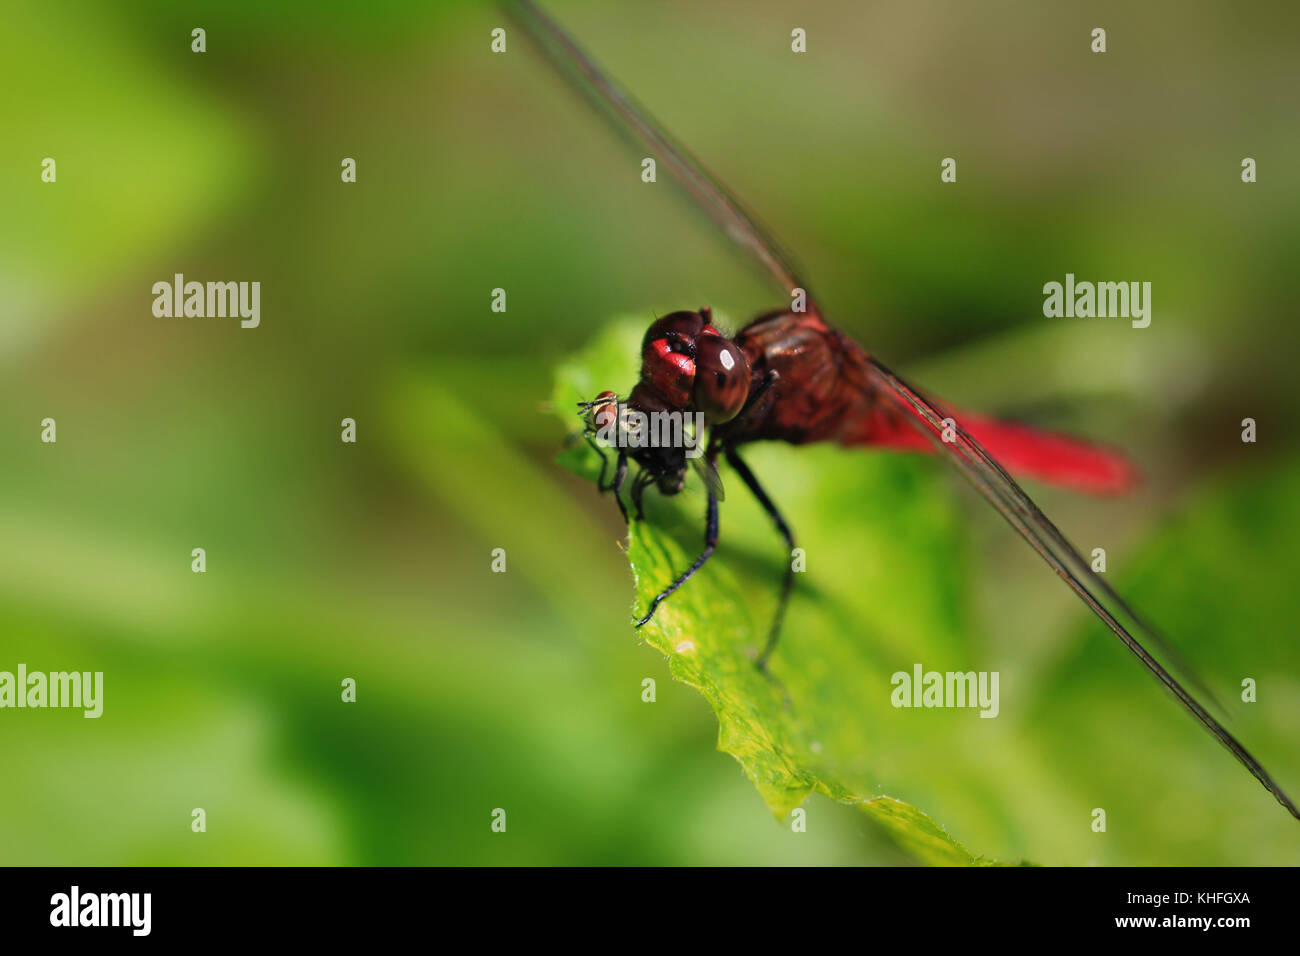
left=511, top=0, right=1298, bottom=820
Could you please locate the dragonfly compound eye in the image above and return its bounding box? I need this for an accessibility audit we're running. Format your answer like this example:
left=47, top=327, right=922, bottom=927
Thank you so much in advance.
left=641, top=311, right=705, bottom=354
left=641, top=311, right=707, bottom=407
left=693, top=333, right=751, bottom=423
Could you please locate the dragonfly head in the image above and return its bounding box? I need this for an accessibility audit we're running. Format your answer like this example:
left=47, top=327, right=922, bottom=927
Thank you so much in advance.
left=639, top=308, right=751, bottom=424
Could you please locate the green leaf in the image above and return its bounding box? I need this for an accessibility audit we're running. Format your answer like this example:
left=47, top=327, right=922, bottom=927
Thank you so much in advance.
left=554, top=318, right=1003, bottom=865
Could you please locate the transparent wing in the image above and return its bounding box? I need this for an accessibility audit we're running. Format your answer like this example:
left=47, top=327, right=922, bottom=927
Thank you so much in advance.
left=508, top=0, right=813, bottom=307
left=866, top=356, right=1299, bottom=820
left=690, top=454, right=726, bottom=502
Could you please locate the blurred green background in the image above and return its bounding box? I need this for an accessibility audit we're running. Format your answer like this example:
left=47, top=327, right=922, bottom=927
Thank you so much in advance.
left=2, top=0, right=1298, bottom=864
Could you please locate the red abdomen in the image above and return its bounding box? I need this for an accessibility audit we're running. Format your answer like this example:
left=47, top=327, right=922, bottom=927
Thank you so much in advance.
left=839, top=403, right=1138, bottom=495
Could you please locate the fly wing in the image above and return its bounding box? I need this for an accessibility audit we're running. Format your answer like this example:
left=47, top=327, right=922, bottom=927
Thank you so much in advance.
left=690, top=454, right=726, bottom=502
left=865, top=355, right=1299, bottom=820
left=507, top=0, right=814, bottom=308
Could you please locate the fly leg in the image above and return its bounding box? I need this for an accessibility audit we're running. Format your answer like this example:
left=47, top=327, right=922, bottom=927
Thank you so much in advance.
left=604, top=449, right=629, bottom=524
left=589, top=434, right=642, bottom=524
left=725, top=446, right=796, bottom=672
left=631, top=469, right=655, bottom=522
left=634, top=473, right=719, bottom=628
left=585, top=434, right=613, bottom=490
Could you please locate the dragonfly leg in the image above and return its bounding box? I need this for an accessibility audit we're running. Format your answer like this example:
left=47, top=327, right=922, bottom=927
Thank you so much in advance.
left=634, top=483, right=719, bottom=628
left=728, top=369, right=780, bottom=433
left=725, top=446, right=796, bottom=671
left=744, top=368, right=779, bottom=411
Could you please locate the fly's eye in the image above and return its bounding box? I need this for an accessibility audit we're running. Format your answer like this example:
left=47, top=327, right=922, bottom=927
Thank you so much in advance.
left=582, top=391, right=619, bottom=432
left=692, top=334, right=750, bottom=423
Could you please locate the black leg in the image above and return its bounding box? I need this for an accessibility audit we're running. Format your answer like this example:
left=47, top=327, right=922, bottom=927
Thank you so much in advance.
left=635, top=481, right=719, bottom=628
left=608, top=450, right=629, bottom=523
left=725, top=446, right=796, bottom=671
left=585, top=434, right=611, bottom=490
left=631, top=469, right=654, bottom=521
left=743, top=368, right=779, bottom=412
left=729, top=369, right=780, bottom=433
